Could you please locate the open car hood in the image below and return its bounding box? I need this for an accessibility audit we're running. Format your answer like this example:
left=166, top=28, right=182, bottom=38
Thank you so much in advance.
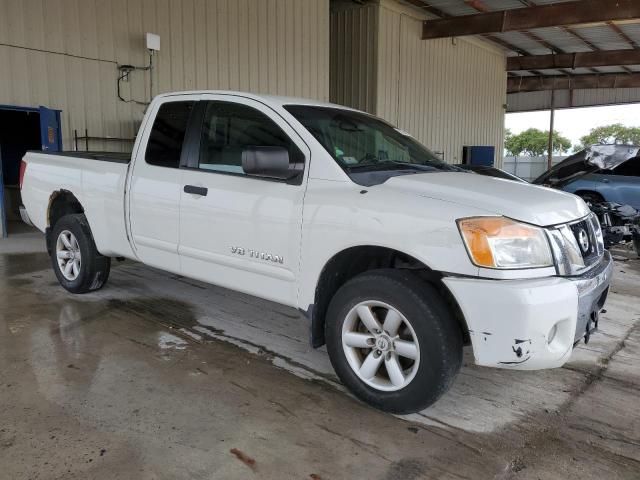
left=533, top=144, right=640, bottom=187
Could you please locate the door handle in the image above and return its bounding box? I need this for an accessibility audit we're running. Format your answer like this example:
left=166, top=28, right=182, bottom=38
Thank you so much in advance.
left=184, top=185, right=208, bottom=196
left=601, top=178, right=609, bottom=183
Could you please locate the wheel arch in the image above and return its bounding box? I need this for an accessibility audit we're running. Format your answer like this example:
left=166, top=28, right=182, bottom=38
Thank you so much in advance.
left=306, top=245, right=470, bottom=348
left=573, top=189, right=604, bottom=202
left=46, top=190, right=85, bottom=253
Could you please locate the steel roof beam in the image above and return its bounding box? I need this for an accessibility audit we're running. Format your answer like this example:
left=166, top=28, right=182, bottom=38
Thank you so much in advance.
left=507, top=49, right=640, bottom=71
left=507, top=72, right=640, bottom=93
left=422, top=0, right=640, bottom=40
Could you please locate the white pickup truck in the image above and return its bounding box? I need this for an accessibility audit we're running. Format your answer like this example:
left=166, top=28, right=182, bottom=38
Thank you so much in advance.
left=20, top=91, right=613, bottom=413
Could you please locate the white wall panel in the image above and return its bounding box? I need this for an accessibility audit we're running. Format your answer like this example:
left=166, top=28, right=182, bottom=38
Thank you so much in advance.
left=0, top=0, right=330, bottom=151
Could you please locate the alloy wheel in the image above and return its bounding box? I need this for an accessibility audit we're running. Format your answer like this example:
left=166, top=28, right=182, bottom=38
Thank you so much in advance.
left=56, top=230, right=82, bottom=281
left=341, top=300, right=420, bottom=392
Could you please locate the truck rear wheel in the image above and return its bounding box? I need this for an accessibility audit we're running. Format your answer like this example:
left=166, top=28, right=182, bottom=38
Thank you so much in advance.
left=325, top=269, right=462, bottom=414
left=50, top=214, right=111, bottom=294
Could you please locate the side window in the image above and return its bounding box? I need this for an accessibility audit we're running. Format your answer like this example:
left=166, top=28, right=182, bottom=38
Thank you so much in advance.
left=612, top=157, right=640, bottom=177
left=145, top=101, right=195, bottom=168
left=198, top=101, right=303, bottom=175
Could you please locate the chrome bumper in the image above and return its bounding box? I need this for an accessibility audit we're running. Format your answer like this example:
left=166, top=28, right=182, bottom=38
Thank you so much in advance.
left=567, top=251, right=613, bottom=343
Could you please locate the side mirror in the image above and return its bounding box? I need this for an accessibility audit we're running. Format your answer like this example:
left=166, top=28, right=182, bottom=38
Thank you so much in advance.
left=242, top=146, right=301, bottom=180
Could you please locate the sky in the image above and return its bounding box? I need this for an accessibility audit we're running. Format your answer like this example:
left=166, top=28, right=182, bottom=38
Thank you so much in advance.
left=505, top=103, right=640, bottom=150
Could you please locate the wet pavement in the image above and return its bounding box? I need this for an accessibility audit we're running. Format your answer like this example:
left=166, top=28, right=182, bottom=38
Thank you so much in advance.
left=1, top=231, right=639, bottom=479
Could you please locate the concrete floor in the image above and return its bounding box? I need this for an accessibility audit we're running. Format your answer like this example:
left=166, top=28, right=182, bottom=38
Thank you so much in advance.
left=1, top=228, right=639, bottom=479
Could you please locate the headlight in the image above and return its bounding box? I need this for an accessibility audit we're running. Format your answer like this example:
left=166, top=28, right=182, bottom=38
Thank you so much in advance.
left=457, top=217, right=554, bottom=269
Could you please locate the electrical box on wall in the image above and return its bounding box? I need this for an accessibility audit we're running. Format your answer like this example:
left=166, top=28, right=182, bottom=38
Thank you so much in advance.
left=146, top=33, right=160, bottom=51
left=462, top=146, right=495, bottom=166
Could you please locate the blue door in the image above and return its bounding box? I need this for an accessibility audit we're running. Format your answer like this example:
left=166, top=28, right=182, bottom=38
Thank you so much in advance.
left=39, top=106, right=62, bottom=152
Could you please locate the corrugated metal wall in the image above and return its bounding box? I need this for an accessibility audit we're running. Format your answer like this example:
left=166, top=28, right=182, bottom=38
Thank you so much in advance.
left=0, top=0, right=330, bottom=151
left=329, top=2, right=378, bottom=114
left=330, top=0, right=507, bottom=165
left=507, top=88, right=640, bottom=112
left=377, top=1, right=506, bottom=164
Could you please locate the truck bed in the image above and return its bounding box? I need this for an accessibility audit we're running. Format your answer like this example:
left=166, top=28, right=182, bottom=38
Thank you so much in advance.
left=29, top=151, right=131, bottom=164
left=21, top=150, right=134, bottom=259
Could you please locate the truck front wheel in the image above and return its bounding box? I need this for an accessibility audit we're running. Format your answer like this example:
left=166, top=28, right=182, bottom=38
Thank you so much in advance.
left=325, top=269, right=462, bottom=414
left=50, top=214, right=111, bottom=294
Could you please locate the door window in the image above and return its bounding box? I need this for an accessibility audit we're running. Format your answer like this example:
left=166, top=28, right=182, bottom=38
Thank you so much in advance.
left=198, top=101, right=303, bottom=175
left=612, top=157, right=640, bottom=177
left=145, top=101, right=195, bottom=168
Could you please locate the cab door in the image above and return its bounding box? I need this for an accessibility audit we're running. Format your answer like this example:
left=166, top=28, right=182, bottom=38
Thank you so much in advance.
left=178, top=96, right=309, bottom=306
left=128, top=99, right=196, bottom=273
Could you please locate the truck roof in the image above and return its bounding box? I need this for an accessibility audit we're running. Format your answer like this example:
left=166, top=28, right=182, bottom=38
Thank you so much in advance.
left=156, top=90, right=353, bottom=111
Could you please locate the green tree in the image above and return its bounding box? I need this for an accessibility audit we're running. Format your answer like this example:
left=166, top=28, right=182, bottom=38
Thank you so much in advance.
left=576, top=123, right=640, bottom=150
left=505, top=128, right=571, bottom=157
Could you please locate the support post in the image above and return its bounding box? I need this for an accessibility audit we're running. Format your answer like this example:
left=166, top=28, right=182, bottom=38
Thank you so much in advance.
left=548, top=88, right=555, bottom=170
left=0, top=145, right=7, bottom=238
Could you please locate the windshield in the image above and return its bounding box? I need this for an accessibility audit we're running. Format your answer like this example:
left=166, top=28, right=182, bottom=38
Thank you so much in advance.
left=284, top=105, right=455, bottom=173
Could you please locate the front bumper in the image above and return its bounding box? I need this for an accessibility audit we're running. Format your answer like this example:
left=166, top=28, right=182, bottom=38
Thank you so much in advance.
left=443, top=251, right=613, bottom=370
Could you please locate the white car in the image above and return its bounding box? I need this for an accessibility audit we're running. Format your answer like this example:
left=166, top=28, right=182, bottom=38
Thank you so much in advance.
left=20, top=91, right=613, bottom=413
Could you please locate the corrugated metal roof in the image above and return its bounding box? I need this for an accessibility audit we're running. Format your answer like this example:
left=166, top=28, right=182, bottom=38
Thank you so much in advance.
left=410, top=0, right=640, bottom=110
left=476, top=0, right=524, bottom=10
left=426, top=1, right=477, bottom=16
left=494, top=31, right=552, bottom=55
left=526, top=0, right=575, bottom=5
left=413, top=0, right=640, bottom=87
left=413, top=0, right=640, bottom=59
left=530, top=27, right=594, bottom=52
left=620, top=23, right=640, bottom=45
left=569, top=25, right=635, bottom=50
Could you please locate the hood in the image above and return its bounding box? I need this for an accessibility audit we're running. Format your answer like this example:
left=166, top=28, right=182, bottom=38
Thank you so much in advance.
left=383, top=171, right=590, bottom=226
left=533, top=144, right=639, bottom=187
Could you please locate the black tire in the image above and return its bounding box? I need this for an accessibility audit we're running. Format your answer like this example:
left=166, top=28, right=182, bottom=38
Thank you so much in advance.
left=325, top=269, right=463, bottom=414
left=49, top=214, right=111, bottom=294
left=577, top=191, right=604, bottom=206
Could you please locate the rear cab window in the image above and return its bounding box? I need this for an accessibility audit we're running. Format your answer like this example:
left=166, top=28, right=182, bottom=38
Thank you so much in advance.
left=145, top=101, right=195, bottom=168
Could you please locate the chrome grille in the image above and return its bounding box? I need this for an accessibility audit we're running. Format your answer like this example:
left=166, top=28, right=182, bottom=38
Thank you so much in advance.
left=547, top=213, right=605, bottom=276
left=568, top=218, right=599, bottom=266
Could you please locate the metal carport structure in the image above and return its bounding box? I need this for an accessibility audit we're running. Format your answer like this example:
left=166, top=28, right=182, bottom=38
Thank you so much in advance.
left=405, top=0, right=640, bottom=112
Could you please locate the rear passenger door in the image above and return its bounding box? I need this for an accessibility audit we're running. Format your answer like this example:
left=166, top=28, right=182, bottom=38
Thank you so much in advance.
left=602, top=157, right=640, bottom=209
left=178, top=96, right=309, bottom=306
left=128, top=99, right=195, bottom=273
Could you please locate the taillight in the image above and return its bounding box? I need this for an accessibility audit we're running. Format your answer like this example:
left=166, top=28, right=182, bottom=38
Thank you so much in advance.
left=19, top=160, right=27, bottom=190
